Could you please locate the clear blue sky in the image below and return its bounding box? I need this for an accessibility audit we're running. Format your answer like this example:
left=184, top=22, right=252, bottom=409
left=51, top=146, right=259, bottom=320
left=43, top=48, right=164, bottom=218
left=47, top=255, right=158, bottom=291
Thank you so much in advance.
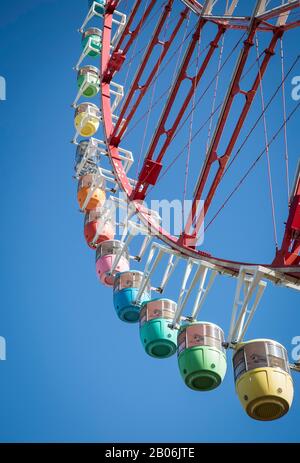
left=0, top=0, right=299, bottom=443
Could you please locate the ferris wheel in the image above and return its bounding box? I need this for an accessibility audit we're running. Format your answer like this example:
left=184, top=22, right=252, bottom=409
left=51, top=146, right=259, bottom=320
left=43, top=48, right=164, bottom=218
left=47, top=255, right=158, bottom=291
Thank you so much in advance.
left=72, top=0, right=300, bottom=422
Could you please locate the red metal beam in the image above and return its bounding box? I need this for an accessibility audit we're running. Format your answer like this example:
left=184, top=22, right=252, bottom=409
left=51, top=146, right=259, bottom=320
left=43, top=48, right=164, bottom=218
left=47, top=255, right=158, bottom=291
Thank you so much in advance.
left=103, top=0, right=157, bottom=83
left=274, top=166, right=300, bottom=266
left=282, top=19, right=300, bottom=31
left=132, top=21, right=226, bottom=200
left=106, top=0, right=121, bottom=12
left=182, top=25, right=283, bottom=245
left=120, top=0, right=157, bottom=56
left=111, top=2, right=188, bottom=142
left=112, top=0, right=141, bottom=52
left=157, top=26, right=225, bottom=165
left=112, top=6, right=189, bottom=143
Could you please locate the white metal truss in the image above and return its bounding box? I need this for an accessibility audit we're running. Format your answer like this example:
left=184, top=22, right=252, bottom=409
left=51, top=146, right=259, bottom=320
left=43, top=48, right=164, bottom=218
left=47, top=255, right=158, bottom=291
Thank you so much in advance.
left=109, top=217, right=148, bottom=276
left=110, top=81, right=124, bottom=113
left=181, top=0, right=298, bottom=22
left=74, top=138, right=99, bottom=177
left=134, top=243, right=165, bottom=305
left=78, top=166, right=122, bottom=212
left=134, top=243, right=179, bottom=302
left=74, top=34, right=105, bottom=71
left=277, top=0, right=296, bottom=27
left=171, top=258, right=218, bottom=328
left=157, top=253, right=180, bottom=293
left=79, top=1, right=106, bottom=32
left=133, top=241, right=218, bottom=313
left=257, top=0, right=299, bottom=22
left=225, top=1, right=239, bottom=16
left=180, top=0, right=219, bottom=16
left=79, top=2, right=127, bottom=48
left=110, top=9, right=127, bottom=48
left=106, top=198, right=163, bottom=277
left=181, top=0, right=239, bottom=16
left=72, top=78, right=123, bottom=111
left=180, top=0, right=202, bottom=14
left=72, top=109, right=126, bottom=144
left=227, top=266, right=267, bottom=346
left=74, top=137, right=133, bottom=178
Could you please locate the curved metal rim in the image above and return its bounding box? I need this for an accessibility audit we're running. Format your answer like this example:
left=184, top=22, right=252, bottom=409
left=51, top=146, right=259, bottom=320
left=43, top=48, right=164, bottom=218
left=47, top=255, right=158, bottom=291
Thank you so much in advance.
left=100, top=7, right=300, bottom=282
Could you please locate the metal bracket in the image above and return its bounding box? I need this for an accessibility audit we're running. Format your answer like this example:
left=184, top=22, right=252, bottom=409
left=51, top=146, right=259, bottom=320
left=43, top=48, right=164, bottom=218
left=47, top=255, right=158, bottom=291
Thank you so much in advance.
left=228, top=266, right=267, bottom=345
left=74, top=137, right=134, bottom=182
left=290, top=362, right=300, bottom=372
left=135, top=243, right=164, bottom=304
left=79, top=1, right=127, bottom=46
left=171, top=258, right=218, bottom=328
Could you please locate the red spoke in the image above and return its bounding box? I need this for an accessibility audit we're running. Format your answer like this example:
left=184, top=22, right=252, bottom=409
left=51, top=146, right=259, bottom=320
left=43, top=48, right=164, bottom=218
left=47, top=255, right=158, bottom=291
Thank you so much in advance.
left=132, top=22, right=226, bottom=200
left=274, top=161, right=300, bottom=266
left=103, top=0, right=157, bottom=83
left=182, top=24, right=282, bottom=245
left=111, top=2, right=189, bottom=142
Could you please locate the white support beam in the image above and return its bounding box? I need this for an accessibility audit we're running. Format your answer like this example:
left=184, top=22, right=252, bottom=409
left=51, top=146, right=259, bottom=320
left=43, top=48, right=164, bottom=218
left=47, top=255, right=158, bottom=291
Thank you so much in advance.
left=79, top=2, right=105, bottom=33
left=180, top=0, right=300, bottom=29
left=202, top=0, right=219, bottom=16
left=256, top=0, right=300, bottom=21
left=276, top=0, right=295, bottom=26
left=238, top=280, right=266, bottom=341
left=135, top=235, right=152, bottom=262
left=191, top=267, right=218, bottom=319
left=157, top=254, right=180, bottom=293
left=170, top=257, right=218, bottom=327
left=74, top=139, right=99, bottom=178
left=180, top=0, right=218, bottom=15
left=171, top=259, right=195, bottom=328
left=110, top=234, right=133, bottom=276
left=135, top=244, right=164, bottom=304
left=177, top=264, right=205, bottom=317
left=256, top=0, right=270, bottom=15
left=180, top=0, right=202, bottom=15
left=79, top=1, right=127, bottom=45
left=228, top=266, right=267, bottom=345
left=225, top=0, right=239, bottom=16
